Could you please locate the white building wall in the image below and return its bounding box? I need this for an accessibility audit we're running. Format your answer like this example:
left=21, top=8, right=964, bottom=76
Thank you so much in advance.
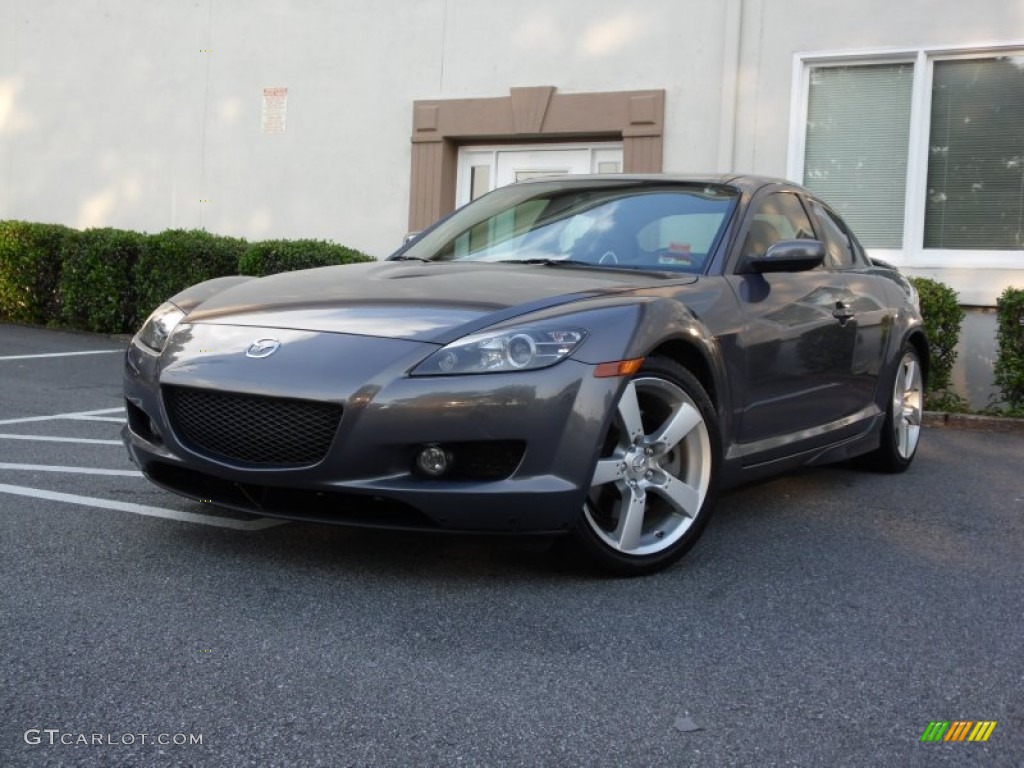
left=1, top=0, right=740, bottom=256
left=2, top=0, right=1021, bottom=276
left=2, top=0, right=448, bottom=255
left=731, top=0, right=1024, bottom=178
left=435, top=0, right=735, bottom=176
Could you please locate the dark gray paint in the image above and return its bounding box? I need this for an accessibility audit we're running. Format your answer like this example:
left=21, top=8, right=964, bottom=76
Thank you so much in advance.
left=124, top=175, right=926, bottom=531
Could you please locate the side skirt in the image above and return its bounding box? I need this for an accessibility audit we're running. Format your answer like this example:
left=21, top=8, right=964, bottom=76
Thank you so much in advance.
left=719, top=410, right=883, bottom=488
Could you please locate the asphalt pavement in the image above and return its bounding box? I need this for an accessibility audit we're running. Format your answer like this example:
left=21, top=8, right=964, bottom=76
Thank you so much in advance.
left=1, top=322, right=1022, bottom=767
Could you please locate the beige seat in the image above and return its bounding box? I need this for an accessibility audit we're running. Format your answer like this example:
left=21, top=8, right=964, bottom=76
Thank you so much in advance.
left=742, top=219, right=782, bottom=260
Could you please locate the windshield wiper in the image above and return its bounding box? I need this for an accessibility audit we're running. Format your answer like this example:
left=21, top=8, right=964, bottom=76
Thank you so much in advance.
left=497, top=258, right=594, bottom=267
left=390, top=255, right=433, bottom=262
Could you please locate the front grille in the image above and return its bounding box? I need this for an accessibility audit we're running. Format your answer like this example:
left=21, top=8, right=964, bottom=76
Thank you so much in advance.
left=163, top=385, right=342, bottom=466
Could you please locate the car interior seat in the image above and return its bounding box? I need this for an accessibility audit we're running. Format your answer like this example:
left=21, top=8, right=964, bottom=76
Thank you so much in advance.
left=742, top=219, right=783, bottom=260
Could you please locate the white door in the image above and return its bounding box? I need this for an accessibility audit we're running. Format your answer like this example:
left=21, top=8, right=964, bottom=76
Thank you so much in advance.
left=456, top=143, right=623, bottom=206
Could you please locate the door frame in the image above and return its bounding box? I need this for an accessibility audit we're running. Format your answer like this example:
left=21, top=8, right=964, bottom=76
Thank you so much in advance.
left=408, top=86, right=665, bottom=233
left=456, top=142, right=625, bottom=206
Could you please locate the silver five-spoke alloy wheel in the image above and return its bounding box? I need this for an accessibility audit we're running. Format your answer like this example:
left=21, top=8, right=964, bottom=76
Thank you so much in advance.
left=583, top=375, right=712, bottom=557
left=892, top=349, right=923, bottom=460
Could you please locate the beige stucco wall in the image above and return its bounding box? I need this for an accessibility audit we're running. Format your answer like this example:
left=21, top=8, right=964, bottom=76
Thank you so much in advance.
left=0, top=0, right=734, bottom=257
left=1, top=0, right=443, bottom=254
left=2, top=0, right=1021, bottom=268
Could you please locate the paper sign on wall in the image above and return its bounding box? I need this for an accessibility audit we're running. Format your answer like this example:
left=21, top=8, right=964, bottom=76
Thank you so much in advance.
left=261, top=87, right=288, bottom=134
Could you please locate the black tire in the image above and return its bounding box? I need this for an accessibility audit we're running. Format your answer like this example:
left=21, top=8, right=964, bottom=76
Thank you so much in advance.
left=572, top=357, right=721, bottom=576
left=862, top=343, right=924, bottom=473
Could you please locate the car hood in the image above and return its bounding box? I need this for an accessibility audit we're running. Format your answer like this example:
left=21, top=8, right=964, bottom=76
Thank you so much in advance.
left=185, top=261, right=696, bottom=343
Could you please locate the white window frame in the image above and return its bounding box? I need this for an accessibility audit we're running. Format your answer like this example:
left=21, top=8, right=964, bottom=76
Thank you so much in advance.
left=788, top=41, right=1024, bottom=271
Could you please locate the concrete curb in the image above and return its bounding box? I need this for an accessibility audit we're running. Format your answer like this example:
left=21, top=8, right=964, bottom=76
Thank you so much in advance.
left=923, top=411, right=1024, bottom=434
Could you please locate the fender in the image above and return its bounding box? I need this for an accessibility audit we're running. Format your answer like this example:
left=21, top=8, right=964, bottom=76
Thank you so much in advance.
left=168, top=275, right=259, bottom=315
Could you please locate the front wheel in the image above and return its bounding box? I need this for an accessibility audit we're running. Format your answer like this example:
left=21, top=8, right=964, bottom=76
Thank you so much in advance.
left=573, top=357, right=721, bottom=576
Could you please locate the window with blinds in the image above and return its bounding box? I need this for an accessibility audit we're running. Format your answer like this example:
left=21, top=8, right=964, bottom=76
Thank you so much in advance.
left=803, top=63, right=914, bottom=248
left=925, top=56, right=1024, bottom=250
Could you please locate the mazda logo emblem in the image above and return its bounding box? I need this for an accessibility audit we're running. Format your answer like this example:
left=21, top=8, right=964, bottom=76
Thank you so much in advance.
left=245, top=338, right=281, bottom=358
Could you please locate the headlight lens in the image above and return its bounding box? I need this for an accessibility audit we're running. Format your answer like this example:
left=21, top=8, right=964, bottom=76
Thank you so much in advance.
left=135, top=302, right=186, bottom=353
left=413, top=327, right=587, bottom=375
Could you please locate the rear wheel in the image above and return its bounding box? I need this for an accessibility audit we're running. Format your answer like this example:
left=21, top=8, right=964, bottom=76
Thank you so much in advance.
left=863, top=344, right=923, bottom=472
left=573, top=357, right=720, bottom=575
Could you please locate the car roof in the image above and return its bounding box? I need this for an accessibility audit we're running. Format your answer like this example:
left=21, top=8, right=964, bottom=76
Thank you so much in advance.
left=514, top=173, right=803, bottom=195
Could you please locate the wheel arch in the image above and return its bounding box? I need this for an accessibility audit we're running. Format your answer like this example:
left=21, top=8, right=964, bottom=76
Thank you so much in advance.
left=647, top=337, right=720, bottom=416
left=905, top=329, right=930, bottom=389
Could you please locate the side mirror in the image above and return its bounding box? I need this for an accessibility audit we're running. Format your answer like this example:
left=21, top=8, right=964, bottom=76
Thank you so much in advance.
left=745, top=239, right=825, bottom=273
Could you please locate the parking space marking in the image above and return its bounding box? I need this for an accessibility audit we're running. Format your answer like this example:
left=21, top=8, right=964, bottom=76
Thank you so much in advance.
left=0, top=400, right=287, bottom=531
left=0, top=483, right=288, bottom=530
left=0, top=462, right=142, bottom=477
left=0, top=407, right=125, bottom=426
left=0, top=350, right=123, bottom=361
left=0, top=434, right=122, bottom=446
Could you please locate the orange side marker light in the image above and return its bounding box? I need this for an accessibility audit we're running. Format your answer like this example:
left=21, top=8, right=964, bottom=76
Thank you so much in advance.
left=593, top=358, right=645, bottom=378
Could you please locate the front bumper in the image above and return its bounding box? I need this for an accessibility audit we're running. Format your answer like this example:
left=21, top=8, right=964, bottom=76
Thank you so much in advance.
left=123, top=324, right=622, bottom=533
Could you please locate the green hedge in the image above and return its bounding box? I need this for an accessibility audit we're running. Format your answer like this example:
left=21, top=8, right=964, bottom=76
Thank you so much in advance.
left=134, top=229, right=248, bottom=319
left=994, top=286, right=1024, bottom=414
left=0, top=221, right=373, bottom=334
left=909, top=277, right=965, bottom=398
left=0, top=221, right=77, bottom=325
left=59, top=228, right=145, bottom=333
left=239, top=238, right=372, bottom=277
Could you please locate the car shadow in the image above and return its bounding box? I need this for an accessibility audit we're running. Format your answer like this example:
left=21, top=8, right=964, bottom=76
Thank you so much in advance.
left=157, top=461, right=887, bottom=583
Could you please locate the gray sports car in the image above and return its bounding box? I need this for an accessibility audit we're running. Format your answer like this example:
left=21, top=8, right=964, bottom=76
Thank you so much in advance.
left=123, top=175, right=927, bottom=574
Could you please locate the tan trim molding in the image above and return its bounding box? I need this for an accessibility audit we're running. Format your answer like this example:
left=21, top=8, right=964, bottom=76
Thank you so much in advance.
left=408, top=86, right=665, bottom=232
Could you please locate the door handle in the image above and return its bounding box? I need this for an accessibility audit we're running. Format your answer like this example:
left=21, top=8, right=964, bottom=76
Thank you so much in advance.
left=832, top=302, right=855, bottom=324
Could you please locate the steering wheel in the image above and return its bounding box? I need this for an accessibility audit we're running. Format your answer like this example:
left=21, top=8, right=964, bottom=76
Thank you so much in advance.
left=597, top=250, right=619, bottom=265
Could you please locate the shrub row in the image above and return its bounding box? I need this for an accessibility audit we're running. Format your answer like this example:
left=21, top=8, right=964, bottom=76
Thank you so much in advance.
left=0, top=221, right=75, bottom=325
left=994, top=286, right=1024, bottom=414
left=908, top=277, right=966, bottom=410
left=910, top=277, right=1024, bottom=415
left=0, top=221, right=373, bottom=334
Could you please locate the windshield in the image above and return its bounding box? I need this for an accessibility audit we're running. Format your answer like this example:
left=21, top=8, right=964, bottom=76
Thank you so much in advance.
left=399, top=181, right=739, bottom=273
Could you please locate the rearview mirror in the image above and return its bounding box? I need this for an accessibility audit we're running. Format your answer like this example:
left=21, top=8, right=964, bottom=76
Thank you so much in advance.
left=745, top=239, right=825, bottom=273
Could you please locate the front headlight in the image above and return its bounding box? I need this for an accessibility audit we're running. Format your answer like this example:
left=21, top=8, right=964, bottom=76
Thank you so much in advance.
left=135, top=302, right=186, bottom=353
left=412, top=327, right=587, bottom=375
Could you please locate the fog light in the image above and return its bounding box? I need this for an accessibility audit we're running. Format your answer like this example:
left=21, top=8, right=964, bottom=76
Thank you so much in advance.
left=416, top=444, right=450, bottom=477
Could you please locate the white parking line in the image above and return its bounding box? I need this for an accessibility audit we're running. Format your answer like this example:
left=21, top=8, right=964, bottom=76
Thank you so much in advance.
left=0, top=350, right=123, bottom=361
left=0, top=434, right=122, bottom=446
left=0, top=483, right=287, bottom=530
left=0, top=407, right=125, bottom=426
left=0, top=462, right=142, bottom=477
left=65, top=416, right=126, bottom=423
